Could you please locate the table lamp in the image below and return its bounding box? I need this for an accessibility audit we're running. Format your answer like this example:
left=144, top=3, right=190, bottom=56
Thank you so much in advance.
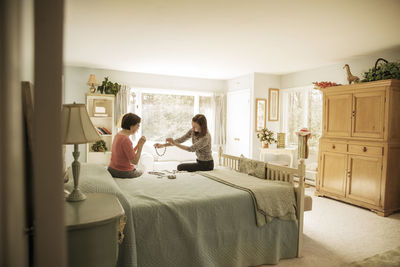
left=62, top=103, right=101, bottom=201
left=87, top=74, right=99, bottom=93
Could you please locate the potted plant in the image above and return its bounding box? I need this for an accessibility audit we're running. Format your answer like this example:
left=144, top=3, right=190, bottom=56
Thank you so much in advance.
left=97, top=77, right=121, bottom=96
left=257, top=128, right=277, bottom=148
left=91, top=140, right=108, bottom=152
left=362, top=58, right=400, bottom=82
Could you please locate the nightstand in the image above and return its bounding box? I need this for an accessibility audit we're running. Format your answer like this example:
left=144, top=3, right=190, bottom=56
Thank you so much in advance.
left=65, top=193, right=125, bottom=267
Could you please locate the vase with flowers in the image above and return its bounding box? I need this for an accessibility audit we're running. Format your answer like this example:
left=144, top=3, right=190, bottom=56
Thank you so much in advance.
left=257, top=128, right=277, bottom=148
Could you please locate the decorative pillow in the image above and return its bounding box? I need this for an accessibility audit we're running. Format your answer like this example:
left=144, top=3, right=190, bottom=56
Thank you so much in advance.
left=238, top=157, right=266, bottom=179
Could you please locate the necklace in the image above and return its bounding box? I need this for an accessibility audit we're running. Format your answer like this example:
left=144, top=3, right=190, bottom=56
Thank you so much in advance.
left=154, top=146, right=167, bottom=157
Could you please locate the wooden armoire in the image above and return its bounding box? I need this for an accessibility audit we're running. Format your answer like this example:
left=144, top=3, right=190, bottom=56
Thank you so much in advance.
left=316, top=79, right=400, bottom=216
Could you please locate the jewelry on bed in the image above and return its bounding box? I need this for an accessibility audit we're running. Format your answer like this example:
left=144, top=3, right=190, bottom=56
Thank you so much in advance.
left=154, top=146, right=167, bottom=157
left=148, top=171, right=165, bottom=176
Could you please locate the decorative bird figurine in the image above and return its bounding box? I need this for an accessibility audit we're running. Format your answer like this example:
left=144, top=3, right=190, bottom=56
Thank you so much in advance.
left=343, top=64, right=360, bottom=84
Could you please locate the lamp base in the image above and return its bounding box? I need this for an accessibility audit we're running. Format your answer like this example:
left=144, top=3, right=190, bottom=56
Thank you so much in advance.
left=66, top=188, right=87, bottom=202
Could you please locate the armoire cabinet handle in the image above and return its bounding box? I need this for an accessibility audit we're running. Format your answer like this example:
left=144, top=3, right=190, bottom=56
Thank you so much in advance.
left=363, top=147, right=367, bottom=152
left=332, top=145, right=336, bottom=149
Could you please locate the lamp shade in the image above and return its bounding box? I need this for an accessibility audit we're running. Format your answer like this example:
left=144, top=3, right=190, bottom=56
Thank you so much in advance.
left=61, top=103, right=101, bottom=144
left=87, top=74, right=99, bottom=86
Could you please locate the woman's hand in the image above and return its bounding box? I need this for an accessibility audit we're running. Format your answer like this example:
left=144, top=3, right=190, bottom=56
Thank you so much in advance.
left=138, top=136, right=146, bottom=146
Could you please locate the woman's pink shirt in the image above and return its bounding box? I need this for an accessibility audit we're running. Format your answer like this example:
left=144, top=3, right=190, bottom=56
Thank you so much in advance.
left=109, top=133, right=136, bottom=171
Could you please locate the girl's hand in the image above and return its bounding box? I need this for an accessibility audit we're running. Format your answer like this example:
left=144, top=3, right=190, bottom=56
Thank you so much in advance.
left=154, top=143, right=163, bottom=148
left=166, top=138, right=175, bottom=145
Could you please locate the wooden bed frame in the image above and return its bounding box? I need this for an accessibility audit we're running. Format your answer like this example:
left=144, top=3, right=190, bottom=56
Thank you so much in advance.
left=218, top=147, right=306, bottom=257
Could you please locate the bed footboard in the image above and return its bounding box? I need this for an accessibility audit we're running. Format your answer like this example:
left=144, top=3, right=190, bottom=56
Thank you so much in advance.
left=218, top=147, right=305, bottom=257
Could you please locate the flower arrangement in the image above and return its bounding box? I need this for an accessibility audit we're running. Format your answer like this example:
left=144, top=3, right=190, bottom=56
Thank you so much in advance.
left=313, top=81, right=341, bottom=89
left=257, top=128, right=277, bottom=144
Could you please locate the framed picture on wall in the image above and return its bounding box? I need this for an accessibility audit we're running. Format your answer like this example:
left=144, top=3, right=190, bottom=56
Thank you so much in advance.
left=268, top=88, right=279, bottom=121
left=255, top=98, right=267, bottom=131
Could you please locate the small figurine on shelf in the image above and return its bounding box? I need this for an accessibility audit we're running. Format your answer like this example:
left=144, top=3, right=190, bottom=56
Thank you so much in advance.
left=257, top=128, right=277, bottom=148
left=343, top=64, right=360, bottom=84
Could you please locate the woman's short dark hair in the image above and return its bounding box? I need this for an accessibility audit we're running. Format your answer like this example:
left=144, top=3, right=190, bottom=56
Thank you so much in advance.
left=192, top=114, right=208, bottom=137
left=121, top=113, right=141, bottom=130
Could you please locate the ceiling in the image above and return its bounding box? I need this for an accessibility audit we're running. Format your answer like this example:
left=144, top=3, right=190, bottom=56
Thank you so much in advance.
left=64, top=0, right=400, bottom=80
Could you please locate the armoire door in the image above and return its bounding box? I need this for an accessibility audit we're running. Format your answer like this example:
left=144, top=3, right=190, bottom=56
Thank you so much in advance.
left=319, top=152, right=347, bottom=197
left=324, top=93, right=352, bottom=137
left=347, top=155, right=382, bottom=206
left=352, top=90, right=386, bottom=139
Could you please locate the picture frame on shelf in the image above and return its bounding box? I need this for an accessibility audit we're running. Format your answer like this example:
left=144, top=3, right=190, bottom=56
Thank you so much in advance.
left=255, top=98, right=267, bottom=131
left=268, top=88, right=279, bottom=121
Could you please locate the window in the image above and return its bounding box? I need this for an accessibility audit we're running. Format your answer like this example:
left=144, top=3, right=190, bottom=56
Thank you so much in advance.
left=131, top=89, right=214, bottom=141
left=281, top=85, right=322, bottom=147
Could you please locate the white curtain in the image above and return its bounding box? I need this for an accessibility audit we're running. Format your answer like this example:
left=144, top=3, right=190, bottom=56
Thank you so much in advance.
left=212, top=93, right=226, bottom=145
left=115, top=85, right=130, bottom=127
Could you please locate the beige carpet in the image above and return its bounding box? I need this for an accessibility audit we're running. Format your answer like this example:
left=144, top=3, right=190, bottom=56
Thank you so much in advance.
left=349, top=246, right=400, bottom=266
left=262, top=187, right=400, bottom=267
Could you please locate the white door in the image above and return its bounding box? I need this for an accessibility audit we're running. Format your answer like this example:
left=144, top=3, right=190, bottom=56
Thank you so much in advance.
left=226, top=90, right=250, bottom=157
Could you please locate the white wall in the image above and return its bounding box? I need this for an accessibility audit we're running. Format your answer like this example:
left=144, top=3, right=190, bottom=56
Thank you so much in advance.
left=63, top=66, right=226, bottom=165
left=280, top=47, right=400, bottom=89
left=64, top=66, right=226, bottom=103
left=225, top=73, right=282, bottom=159
left=64, top=47, right=400, bottom=165
left=252, top=73, right=281, bottom=159
left=226, top=74, right=253, bottom=92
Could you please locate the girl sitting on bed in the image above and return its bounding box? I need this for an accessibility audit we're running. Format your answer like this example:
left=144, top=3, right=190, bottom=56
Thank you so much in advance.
left=154, top=114, right=214, bottom=172
left=108, top=113, right=146, bottom=178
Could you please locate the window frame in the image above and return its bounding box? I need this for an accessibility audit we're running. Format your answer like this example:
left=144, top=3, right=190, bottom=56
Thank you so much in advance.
left=280, top=84, right=322, bottom=148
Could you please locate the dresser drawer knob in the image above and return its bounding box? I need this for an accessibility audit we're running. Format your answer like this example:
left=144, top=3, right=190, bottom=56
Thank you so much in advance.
left=332, top=145, right=336, bottom=149
left=363, top=147, right=367, bottom=152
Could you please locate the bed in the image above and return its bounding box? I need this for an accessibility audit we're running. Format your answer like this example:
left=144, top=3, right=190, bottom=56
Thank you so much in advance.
left=66, top=148, right=306, bottom=267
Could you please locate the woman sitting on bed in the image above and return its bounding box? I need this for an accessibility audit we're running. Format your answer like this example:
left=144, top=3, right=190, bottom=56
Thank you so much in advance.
left=108, top=113, right=146, bottom=178
left=154, top=114, right=214, bottom=172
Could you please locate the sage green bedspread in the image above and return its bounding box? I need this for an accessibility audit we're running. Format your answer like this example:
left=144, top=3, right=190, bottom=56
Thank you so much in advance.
left=67, top=164, right=299, bottom=267
left=200, top=168, right=297, bottom=226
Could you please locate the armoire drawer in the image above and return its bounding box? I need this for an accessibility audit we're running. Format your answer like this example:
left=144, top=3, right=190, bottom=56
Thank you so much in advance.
left=322, top=142, right=347, bottom=153
left=348, top=144, right=383, bottom=156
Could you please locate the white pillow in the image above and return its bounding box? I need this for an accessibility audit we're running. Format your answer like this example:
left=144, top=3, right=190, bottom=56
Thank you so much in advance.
left=157, top=144, right=197, bottom=162
left=138, top=152, right=154, bottom=172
